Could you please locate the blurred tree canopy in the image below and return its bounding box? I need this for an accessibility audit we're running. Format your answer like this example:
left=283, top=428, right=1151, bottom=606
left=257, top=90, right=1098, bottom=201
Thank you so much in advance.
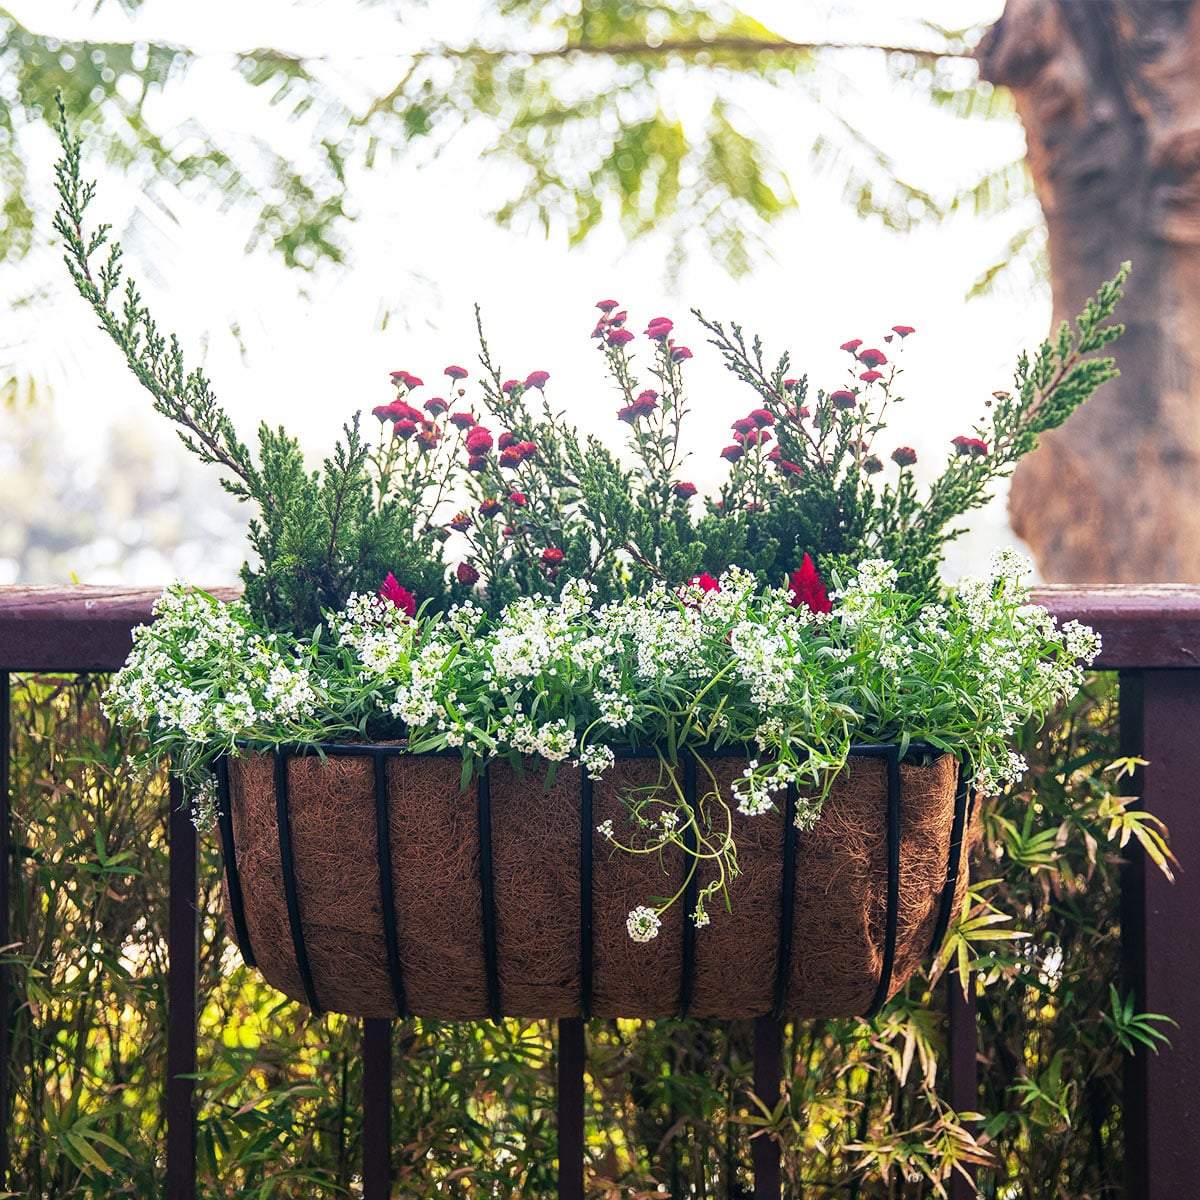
left=1, top=1, right=1026, bottom=284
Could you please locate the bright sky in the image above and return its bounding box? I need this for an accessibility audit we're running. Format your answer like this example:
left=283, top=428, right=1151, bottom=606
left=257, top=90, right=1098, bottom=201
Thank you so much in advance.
left=6, top=0, right=1041, bottom=584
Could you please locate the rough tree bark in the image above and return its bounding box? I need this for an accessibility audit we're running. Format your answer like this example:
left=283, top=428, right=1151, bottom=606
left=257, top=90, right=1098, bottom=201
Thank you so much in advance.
left=978, top=0, right=1200, bottom=583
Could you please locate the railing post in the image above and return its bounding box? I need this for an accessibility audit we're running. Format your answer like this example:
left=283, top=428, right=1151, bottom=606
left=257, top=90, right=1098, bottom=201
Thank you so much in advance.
left=1, top=672, right=11, bottom=1191
left=165, top=774, right=197, bottom=1200
left=557, top=1017, right=585, bottom=1200
left=362, top=1018, right=392, bottom=1199
left=752, top=1015, right=782, bottom=1199
left=946, top=973, right=978, bottom=1200
left=1119, top=668, right=1200, bottom=1200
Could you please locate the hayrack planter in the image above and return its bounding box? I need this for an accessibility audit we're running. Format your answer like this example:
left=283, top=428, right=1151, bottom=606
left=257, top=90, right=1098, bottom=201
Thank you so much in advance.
left=213, top=744, right=972, bottom=1020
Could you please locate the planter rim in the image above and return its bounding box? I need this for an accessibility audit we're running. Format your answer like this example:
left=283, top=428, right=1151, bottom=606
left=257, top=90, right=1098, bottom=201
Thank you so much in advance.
left=229, top=738, right=952, bottom=762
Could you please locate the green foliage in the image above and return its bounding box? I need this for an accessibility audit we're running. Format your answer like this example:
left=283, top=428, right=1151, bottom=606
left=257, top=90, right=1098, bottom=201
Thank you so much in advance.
left=6, top=669, right=1168, bottom=1196
left=695, top=265, right=1127, bottom=596
left=52, top=104, right=450, bottom=634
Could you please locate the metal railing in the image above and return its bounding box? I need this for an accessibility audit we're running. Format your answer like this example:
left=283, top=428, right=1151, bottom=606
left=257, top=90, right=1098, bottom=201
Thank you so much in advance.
left=2, top=582, right=1199, bottom=1200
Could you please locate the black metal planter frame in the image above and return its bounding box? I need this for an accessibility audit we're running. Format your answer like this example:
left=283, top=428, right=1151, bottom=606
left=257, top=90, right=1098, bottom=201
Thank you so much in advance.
left=213, top=741, right=973, bottom=1022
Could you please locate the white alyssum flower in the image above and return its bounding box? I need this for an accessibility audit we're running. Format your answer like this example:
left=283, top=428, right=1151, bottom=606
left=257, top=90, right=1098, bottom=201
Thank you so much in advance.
left=626, top=906, right=662, bottom=943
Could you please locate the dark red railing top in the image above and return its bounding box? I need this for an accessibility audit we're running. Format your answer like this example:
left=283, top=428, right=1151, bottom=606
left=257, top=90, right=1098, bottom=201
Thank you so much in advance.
left=3, top=583, right=1200, bottom=672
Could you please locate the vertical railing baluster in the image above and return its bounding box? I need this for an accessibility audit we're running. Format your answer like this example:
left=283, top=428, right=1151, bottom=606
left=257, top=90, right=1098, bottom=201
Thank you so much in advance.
left=1119, top=668, right=1200, bottom=1200
left=1, top=671, right=11, bottom=1191
left=752, top=1015, right=782, bottom=1199
left=557, top=1017, right=585, bottom=1200
left=363, top=1018, right=392, bottom=1198
left=946, top=973, right=977, bottom=1200
left=166, top=773, right=197, bottom=1200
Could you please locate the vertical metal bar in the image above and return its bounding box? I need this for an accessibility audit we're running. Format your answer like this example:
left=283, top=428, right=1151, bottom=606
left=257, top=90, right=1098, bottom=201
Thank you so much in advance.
left=751, top=1015, right=782, bottom=1200
left=166, top=772, right=197, bottom=1200
left=362, top=1019, right=392, bottom=1200
left=1121, top=669, right=1200, bottom=1200
left=0, top=671, right=10, bottom=1191
left=946, top=973, right=977, bottom=1200
left=557, top=1017, right=585, bottom=1200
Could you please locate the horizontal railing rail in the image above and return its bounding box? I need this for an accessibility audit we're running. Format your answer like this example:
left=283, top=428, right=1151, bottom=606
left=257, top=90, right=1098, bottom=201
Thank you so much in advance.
left=2, top=583, right=1200, bottom=1200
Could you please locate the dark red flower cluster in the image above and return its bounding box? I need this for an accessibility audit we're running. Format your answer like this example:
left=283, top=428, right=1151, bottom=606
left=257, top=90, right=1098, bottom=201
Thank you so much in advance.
left=379, top=572, right=417, bottom=617
left=389, top=370, right=423, bottom=390
left=829, top=389, right=856, bottom=410
left=618, top=389, right=658, bottom=423
left=594, top=300, right=692, bottom=360
left=444, top=364, right=469, bottom=381
left=449, top=511, right=472, bottom=531
left=952, top=435, right=989, bottom=457
left=891, top=446, right=918, bottom=467
left=787, top=554, right=831, bottom=614
left=524, top=370, right=550, bottom=390
left=542, top=546, right=564, bottom=566
left=673, top=481, right=697, bottom=499
left=456, top=561, right=479, bottom=585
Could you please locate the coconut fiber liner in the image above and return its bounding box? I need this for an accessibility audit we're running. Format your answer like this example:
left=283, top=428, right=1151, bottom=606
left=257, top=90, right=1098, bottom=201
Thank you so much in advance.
left=214, top=746, right=972, bottom=1020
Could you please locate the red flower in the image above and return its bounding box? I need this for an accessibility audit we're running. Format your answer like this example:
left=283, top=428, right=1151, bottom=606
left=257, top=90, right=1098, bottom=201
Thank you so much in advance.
left=524, top=370, right=550, bottom=390
left=497, top=431, right=517, bottom=451
left=787, top=554, right=831, bottom=615
left=390, top=371, right=423, bottom=389
left=863, top=454, right=883, bottom=474
left=743, top=428, right=773, bottom=447
left=839, top=339, right=863, bottom=353
left=636, top=388, right=658, bottom=407
left=372, top=404, right=394, bottom=421
left=596, top=298, right=619, bottom=312
left=891, top=325, right=915, bottom=338
left=449, top=511, right=472, bottom=531
left=858, top=348, right=888, bottom=369
left=891, top=446, right=917, bottom=467
left=479, top=498, right=502, bottom=517
left=670, top=345, right=693, bottom=363
left=424, top=396, right=449, bottom=415
left=607, top=328, right=635, bottom=348
left=609, top=310, right=628, bottom=327
left=449, top=411, right=477, bottom=430
left=829, top=389, right=857, bottom=410
left=508, top=491, right=528, bottom=507
left=783, top=377, right=799, bottom=391
left=516, top=440, right=538, bottom=460
left=503, top=525, right=515, bottom=538
left=777, top=459, right=803, bottom=477
left=721, top=444, right=744, bottom=463
left=456, top=561, right=480, bottom=585
left=416, top=426, right=440, bottom=450
left=379, top=573, right=417, bottom=617
left=645, top=316, right=673, bottom=340
left=686, top=572, right=721, bottom=594
left=796, top=405, right=811, bottom=419
left=732, top=416, right=757, bottom=435
left=542, top=546, right=565, bottom=566
left=859, top=370, right=884, bottom=384
left=385, top=400, right=423, bottom=423
left=499, top=445, right=523, bottom=467
left=465, top=426, right=494, bottom=455
left=673, top=481, right=697, bottom=498
left=394, top=419, right=418, bottom=439
left=952, top=435, right=989, bottom=457
left=467, top=455, right=488, bottom=473
left=444, top=364, right=469, bottom=380
left=748, top=407, right=775, bottom=428
left=501, top=379, right=521, bottom=395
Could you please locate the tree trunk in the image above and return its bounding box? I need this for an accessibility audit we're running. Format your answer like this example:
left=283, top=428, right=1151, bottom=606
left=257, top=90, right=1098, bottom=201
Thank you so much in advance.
left=978, top=0, right=1200, bottom=582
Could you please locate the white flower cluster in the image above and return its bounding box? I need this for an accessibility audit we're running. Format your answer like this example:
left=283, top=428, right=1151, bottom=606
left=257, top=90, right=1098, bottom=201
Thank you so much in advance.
left=626, top=905, right=662, bottom=943
left=105, top=584, right=317, bottom=747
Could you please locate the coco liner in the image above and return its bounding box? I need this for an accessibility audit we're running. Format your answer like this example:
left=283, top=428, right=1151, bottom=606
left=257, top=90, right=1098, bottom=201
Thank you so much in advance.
left=215, top=743, right=972, bottom=1020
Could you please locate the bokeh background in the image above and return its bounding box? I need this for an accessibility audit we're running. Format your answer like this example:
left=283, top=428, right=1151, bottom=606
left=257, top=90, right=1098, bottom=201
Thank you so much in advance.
left=3, top=0, right=1053, bottom=588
